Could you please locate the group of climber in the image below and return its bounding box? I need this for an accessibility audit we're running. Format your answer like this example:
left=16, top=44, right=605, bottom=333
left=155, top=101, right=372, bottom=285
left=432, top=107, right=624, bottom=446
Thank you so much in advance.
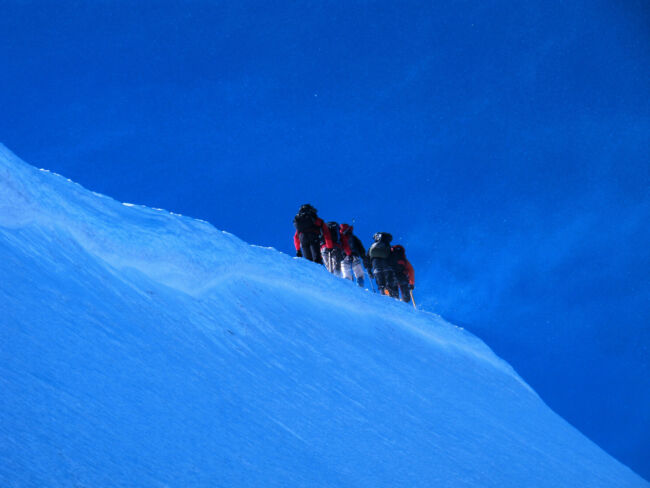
left=292, top=204, right=415, bottom=304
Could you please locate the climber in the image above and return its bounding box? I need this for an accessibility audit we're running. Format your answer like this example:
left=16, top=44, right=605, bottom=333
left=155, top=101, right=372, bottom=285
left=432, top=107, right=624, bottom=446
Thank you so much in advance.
left=339, top=223, right=368, bottom=287
left=292, top=204, right=333, bottom=264
left=367, top=232, right=399, bottom=298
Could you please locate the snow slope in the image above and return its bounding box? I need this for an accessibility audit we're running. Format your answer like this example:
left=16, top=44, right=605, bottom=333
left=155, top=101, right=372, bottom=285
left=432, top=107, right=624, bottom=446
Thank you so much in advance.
left=0, top=144, right=646, bottom=487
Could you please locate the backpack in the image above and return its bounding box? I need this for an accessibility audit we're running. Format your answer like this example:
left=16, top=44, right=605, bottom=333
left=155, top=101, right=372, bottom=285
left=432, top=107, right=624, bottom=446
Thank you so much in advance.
left=391, top=245, right=406, bottom=260
left=326, top=221, right=340, bottom=244
left=368, top=241, right=391, bottom=259
left=351, top=235, right=365, bottom=257
left=293, top=211, right=316, bottom=232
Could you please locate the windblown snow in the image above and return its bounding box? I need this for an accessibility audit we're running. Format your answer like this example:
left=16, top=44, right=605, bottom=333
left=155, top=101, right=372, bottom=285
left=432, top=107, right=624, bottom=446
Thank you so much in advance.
left=0, top=144, right=646, bottom=487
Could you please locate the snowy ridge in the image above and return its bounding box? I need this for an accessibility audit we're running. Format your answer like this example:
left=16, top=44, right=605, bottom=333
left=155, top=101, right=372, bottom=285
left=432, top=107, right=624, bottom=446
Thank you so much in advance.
left=0, top=143, right=517, bottom=380
left=0, top=144, right=249, bottom=294
left=0, top=144, right=646, bottom=487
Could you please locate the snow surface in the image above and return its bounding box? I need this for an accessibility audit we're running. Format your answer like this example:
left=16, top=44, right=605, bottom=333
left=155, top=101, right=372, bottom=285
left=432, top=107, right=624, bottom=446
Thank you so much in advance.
left=0, top=144, right=646, bottom=487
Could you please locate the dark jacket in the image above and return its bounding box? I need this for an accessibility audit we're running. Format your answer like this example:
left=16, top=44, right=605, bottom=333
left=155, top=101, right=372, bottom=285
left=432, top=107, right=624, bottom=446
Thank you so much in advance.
left=367, top=233, right=393, bottom=271
left=348, top=235, right=366, bottom=258
left=293, top=216, right=333, bottom=251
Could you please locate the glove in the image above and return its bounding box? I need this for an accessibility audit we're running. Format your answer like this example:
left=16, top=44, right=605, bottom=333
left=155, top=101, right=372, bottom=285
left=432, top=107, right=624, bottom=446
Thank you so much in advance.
left=408, top=284, right=414, bottom=290
left=296, top=249, right=302, bottom=257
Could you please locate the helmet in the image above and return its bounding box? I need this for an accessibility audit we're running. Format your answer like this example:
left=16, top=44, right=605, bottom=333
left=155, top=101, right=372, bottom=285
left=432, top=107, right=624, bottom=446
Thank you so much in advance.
left=299, top=204, right=317, bottom=214
left=373, top=232, right=393, bottom=243
left=340, top=223, right=353, bottom=235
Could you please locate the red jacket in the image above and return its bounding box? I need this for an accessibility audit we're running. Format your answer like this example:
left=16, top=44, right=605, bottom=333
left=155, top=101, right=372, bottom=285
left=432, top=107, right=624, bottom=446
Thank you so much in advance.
left=340, top=233, right=353, bottom=256
left=398, top=258, right=415, bottom=285
left=294, top=217, right=334, bottom=251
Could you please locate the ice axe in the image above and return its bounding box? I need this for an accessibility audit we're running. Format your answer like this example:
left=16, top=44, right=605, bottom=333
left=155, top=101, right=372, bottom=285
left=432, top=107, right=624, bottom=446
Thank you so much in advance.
left=409, top=289, right=417, bottom=310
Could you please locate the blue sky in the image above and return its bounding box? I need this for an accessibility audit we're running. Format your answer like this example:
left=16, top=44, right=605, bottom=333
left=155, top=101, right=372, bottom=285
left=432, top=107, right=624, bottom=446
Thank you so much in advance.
left=1, top=0, right=648, bottom=477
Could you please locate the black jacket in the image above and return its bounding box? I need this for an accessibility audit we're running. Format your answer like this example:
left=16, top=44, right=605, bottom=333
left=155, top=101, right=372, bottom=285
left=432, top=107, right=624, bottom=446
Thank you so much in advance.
left=349, top=235, right=366, bottom=258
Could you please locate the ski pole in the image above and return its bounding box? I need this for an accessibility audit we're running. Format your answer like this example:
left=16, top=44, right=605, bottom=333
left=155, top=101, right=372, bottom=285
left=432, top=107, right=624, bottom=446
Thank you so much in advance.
left=369, top=275, right=376, bottom=293
left=409, top=289, right=417, bottom=310
left=367, top=267, right=378, bottom=293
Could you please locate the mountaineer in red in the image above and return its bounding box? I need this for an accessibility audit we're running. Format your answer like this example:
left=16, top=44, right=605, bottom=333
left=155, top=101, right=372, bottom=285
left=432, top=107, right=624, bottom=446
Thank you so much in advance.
left=321, top=221, right=344, bottom=277
left=339, top=223, right=369, bottom=288
left=391, top=244, right=415, bottom=303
